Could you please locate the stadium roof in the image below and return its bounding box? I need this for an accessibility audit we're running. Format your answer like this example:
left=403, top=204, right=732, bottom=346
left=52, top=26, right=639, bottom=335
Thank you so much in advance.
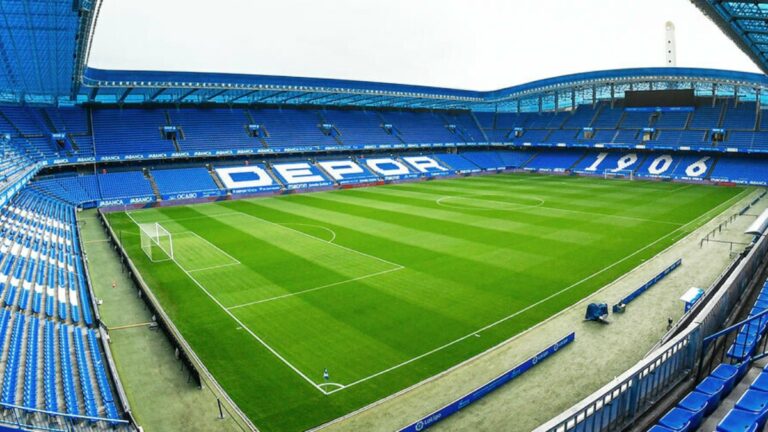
left=692, top=1, right=768, bottom=75
left=78, top=66, right=768, bottom=112
left=0, top=0, right=99, bottom=103
left=2, top=1, right=768, bottom=111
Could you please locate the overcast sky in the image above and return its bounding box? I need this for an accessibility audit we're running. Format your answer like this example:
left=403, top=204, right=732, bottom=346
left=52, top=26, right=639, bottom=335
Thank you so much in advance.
left=87, top=0, right=762, bottom=91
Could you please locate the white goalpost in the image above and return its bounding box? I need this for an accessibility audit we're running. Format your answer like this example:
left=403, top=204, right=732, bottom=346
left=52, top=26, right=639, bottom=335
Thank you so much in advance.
left=140, top=223, right=174, bottom=262
left=603, top=169, right=634, bottom=180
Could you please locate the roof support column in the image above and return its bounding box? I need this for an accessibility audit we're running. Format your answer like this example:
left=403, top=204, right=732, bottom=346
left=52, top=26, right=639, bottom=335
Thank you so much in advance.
left=610, top=83, right=615, bottom=109
left=571, top=88, right=576, bottom=110
left=592, top=85, right=596, bottom=108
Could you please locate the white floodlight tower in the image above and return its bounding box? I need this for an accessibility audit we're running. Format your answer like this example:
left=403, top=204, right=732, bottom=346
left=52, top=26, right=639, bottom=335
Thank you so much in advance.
left=665, top=21, right=677, bottom=67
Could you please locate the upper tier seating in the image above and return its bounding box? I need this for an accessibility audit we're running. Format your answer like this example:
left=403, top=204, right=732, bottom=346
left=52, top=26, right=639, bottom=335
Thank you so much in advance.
left=92, top=109, right=175, bottom=156
left=722, top=102, right=757, bottom=131
left=44, top=107, right=89, bottom=135
left=621, top=111, right=652, bottom=129
left=170, top=108, right=253, bottom=151
left=378, top=111, right=459, bottom=143
left=0, top=100, right=757, bottom=160
left=653, top=111, right=690, bottom=129
left=689, top=100, right=724, bottom=129
left=592, top=104, right=624, bottom=129
left=321, top=110, right=401, bottom=146
left=561, top=105, right=597, bottom=129
left=250, top=108, right=337, bottom=148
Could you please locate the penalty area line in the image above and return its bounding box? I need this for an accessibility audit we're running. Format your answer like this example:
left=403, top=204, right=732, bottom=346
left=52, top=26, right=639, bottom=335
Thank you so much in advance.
left=227, top=266, right=405, bottom=310
left=187, top=262, right=241, bottom=273
left=124, top=211, right=331, bottom=395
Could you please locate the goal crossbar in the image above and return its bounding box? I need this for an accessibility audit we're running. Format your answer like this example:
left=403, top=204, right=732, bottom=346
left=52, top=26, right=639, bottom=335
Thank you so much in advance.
left=140, top=222, right=173, bottom=262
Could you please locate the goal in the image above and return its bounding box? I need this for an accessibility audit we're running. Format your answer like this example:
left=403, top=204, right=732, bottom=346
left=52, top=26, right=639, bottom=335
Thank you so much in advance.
left=604, top=169, right=634, bottom=180
left=140, top=223, right=173, bottom=262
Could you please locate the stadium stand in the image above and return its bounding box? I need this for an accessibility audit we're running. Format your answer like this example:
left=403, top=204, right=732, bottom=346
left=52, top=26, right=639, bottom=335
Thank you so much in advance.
left=434, top=154, right=481, bottom=173
left=649, top=280, right=768, bottom=432
left=92, top=109, right=175, bottom=156
left=0, top=187, right=121, bottom=428
left=97, top=171, right=154, bottom=200
left=169, top=108, right=251, bottom=151
left=1, top=8, right=768, bottom=431
left=151, top=167, right=219, bottom=195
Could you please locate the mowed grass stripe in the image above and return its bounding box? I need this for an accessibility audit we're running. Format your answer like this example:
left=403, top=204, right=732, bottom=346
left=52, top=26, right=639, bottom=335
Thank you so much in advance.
left=393, top=176, right=732, bottom=224
left=182, top=203, right=533, bottom=385
left=295, top=191, right=653, bottom=265
left=109, top=174, right=748, bottom=432
left=351, top=186, right=681, bottom=230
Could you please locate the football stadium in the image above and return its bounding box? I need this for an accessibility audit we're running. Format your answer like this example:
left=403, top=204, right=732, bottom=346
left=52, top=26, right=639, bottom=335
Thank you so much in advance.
left=1, top=1, right=768, bottom=431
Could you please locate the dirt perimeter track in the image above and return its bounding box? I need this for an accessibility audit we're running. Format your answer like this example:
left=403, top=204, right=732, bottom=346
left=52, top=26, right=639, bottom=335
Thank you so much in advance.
left=317, top=186, right=767, bottom=432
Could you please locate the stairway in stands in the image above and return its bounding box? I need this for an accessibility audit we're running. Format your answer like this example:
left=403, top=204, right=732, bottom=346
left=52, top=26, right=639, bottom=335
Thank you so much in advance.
left=207, top=164, right=226, bottom=190
left=143, top=168, right=162, bottom=201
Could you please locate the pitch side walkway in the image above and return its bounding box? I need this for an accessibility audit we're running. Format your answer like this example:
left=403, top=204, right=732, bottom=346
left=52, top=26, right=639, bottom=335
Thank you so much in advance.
left=78, top=210, right=246, bottom=432
left=317, top=187, right=768, bottom=432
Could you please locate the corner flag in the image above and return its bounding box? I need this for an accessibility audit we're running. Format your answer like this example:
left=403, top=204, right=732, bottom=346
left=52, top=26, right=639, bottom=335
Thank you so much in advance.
left=323, top=368, right=329, bottom=381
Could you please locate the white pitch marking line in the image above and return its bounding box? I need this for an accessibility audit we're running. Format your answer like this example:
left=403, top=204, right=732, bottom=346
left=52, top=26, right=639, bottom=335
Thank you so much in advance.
left=317, top=382, right=346, bottom=390
left=227, top=266, right=404, bottom=310
left=321, top=187, right=753, bottom=394
left=435, top=195, right=545, bottom=212
left=276, top=223, right=337, bottom=243
left=226, top=210, right=405, bottom=270
left=185, top=231, right=242, bottom=265
left=124, top=211, right=330, bottom=395
left=187, top=262, right=241, bottom=273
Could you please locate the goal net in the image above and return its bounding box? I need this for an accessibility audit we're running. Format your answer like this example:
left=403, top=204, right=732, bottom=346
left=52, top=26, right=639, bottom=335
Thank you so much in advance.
left=604, top=169, right=634, bottom=180
left=140, top=223, right=173, bottom=262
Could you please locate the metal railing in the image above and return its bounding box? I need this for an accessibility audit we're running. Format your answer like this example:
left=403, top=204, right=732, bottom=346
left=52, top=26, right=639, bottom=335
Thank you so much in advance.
left=536, top=220, right=768, bottom=432
left=98, top=210, right=257, bottom=432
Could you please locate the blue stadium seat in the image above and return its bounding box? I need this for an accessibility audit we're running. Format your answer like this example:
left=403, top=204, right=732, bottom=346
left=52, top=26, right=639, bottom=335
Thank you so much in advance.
left=750, top=372, right=768, bottom=392
left=695, top=376, right=727, bottom=404
left=735, top=389, right=768, bottom=416
left=678, top=390, right=713, bottom=417
left=716, top=409, right=763, bottom=432
left=151, top=167, right=219, bottom=195
left=711, top=363, right=741, bottom=395
left=658, top=407, right=697, bottom=431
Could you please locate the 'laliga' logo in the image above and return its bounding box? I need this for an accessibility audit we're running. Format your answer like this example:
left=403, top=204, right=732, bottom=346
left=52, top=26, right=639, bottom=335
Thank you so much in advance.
left=532, top=355, right=539, bottom=365
left=415, top=421, right=424, bottom=431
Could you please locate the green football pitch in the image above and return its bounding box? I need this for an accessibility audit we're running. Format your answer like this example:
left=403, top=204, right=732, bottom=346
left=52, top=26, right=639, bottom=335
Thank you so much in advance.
left=104, top=173, right=747, bottom=431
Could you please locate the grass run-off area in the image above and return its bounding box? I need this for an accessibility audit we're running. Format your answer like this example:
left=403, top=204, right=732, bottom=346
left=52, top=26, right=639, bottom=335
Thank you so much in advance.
left=105, top=173, right=748, bottom=431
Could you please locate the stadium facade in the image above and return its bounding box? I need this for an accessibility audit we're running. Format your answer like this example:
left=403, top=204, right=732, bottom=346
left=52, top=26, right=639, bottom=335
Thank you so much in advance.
left=0, top=0, right=764, bottom=431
